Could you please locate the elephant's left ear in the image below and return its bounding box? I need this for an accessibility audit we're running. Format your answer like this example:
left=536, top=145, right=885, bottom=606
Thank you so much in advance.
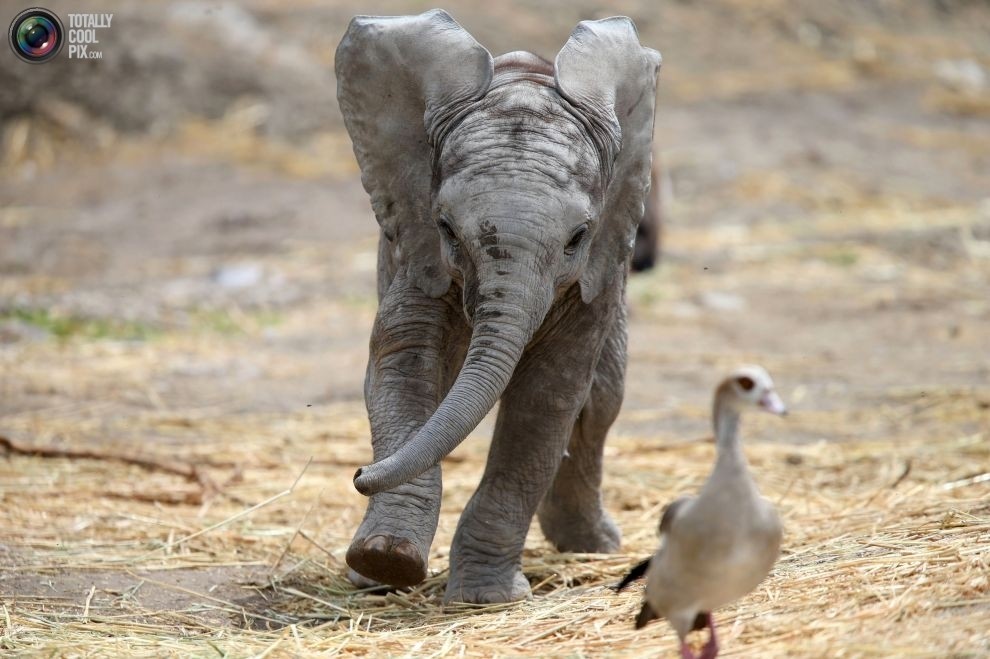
left=554, top=17, right=661, bottom=303
left=335, top=10, right=494, bottom=298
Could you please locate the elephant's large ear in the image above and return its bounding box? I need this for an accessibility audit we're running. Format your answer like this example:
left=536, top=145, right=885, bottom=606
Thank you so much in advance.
left=554, top=18, right=661, bottom=303
left=336, top=10, right=494, bottom=297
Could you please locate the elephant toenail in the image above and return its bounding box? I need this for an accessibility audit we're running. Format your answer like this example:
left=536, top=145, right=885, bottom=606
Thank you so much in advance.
left=365, top=535, right=388, bottom=553
left=393, top=539, right=418, bottom=561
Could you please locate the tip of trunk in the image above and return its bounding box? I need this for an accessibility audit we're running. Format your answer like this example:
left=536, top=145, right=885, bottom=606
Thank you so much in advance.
left=353, top=454, right=429, bottom=496
left=353, top=467, right=374, bottom=496
left=353, top=282, right=553, bottom=497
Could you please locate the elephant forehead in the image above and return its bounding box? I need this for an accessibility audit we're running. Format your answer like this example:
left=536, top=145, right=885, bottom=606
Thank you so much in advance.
left=437, top=182, right=591, bottom=230
left=438, top=85, right=603, bottom=190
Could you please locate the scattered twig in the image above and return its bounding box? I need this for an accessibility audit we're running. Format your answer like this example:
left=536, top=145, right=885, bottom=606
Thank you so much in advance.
left=0, top=431, right=218, bottom=494
left=890, top=459, right=913, bottom=489
left=289, top=623, right=303, bottom=655
left=82, top=586, right=96, bottom=622
left=156, top=457, right=312, bottom=555
left=124, top=571, right=287, bottom=627
left=2, top=602, right=12, bottom=638
left=250, top=629, right=287, bottom=659
left=941, top=471, right=990, bottom=491
left=104, top=489, right=207, bottom=506
left=298, top=531, right=339, bottom=564
left=271, top=488, right=325, bottom=574
left=862, top=459, right=913, bottom=508
left=278, top=587, right=351, bottom=616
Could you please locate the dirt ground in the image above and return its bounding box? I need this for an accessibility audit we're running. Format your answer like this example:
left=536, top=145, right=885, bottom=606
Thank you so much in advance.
left=1, top=0, right=989, bottom=656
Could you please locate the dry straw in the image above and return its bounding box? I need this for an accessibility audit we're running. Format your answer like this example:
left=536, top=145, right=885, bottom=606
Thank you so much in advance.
left=0, top=402, right=987, bottom=657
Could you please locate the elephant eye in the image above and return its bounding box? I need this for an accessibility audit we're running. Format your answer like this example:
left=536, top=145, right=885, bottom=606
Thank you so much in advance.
left=437, top=218, right=459, bottom=246
left=564, top=226, right=589, bottom=255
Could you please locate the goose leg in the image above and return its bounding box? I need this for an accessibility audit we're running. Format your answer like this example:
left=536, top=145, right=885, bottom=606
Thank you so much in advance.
left=699, top=616, right=719, bottom=659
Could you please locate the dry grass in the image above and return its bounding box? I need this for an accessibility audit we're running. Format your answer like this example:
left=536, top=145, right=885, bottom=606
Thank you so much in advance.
left=1, top=400, right=987, bottom=657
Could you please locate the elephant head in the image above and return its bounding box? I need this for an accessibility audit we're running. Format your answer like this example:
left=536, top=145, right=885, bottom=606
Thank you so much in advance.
left=337, top=10, right=660, bottom=495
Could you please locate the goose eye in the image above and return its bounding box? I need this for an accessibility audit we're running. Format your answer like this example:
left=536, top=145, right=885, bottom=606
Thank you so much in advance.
left=565, top=226, right=589, bottom=255
left=438, top=219, right=459, bottom=245
left=737, top=376, right=755, bottom=392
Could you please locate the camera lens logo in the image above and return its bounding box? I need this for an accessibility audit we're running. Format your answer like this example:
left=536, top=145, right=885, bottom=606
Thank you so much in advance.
left=9, top=8, right=64, bottom=63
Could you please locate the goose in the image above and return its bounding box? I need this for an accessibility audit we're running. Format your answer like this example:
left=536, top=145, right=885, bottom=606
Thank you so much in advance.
left=617, top=365, right=786, bottom=659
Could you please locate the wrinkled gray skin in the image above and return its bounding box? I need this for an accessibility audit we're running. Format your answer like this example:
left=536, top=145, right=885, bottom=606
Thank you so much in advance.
left=335, top=9, right=660, bottom=604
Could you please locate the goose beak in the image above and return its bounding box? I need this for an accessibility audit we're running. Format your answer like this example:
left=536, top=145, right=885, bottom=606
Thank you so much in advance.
left=759, top=390, right=788, bottom=416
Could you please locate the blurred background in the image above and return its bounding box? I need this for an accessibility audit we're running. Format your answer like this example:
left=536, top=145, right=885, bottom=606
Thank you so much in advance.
left=2, top=0, right=987, bottom=430
left=1, top=0, right=989, bottom=651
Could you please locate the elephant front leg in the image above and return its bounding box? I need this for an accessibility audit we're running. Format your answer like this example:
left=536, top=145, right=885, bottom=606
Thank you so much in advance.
left=346, top=466, right=440, bottom=588
left=445, top=300, right=612, bottom=603
left=444, top=386, right=578, bottom=603
left=537, top=308, right=626, bottom=553
left=346, top=273, right=465, bottom=588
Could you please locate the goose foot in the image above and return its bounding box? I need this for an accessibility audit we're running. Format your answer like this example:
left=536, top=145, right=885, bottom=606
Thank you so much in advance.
left=699, top=615, right=719, bottom=659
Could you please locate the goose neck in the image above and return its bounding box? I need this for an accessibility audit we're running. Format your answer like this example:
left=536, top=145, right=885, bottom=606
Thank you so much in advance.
left=713, top=393, right=744, bottom=462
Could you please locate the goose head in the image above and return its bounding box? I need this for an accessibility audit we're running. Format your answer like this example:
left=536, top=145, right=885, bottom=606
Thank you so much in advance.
left=721, top=365, right=787, bottom=416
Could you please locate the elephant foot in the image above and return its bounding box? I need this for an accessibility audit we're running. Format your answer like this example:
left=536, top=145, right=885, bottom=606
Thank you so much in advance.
left=345, top=470, right=441, bottom=589
left=444, top=568, right=531, bottom=604
left=538, top=505, right=621, bottom=553
left=346, top=534, right=428, bottom=588
left=346, top=568, right=392, bottom=591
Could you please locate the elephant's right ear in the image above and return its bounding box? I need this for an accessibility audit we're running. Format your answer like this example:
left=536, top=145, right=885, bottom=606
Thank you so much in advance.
left=336, top=9, right=494, bottom=297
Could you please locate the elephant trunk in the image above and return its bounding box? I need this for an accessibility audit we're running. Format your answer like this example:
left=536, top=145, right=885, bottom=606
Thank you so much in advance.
left=353, top=279, right=550, bottom=495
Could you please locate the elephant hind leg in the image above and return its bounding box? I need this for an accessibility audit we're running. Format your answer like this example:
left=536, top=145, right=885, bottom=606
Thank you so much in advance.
left=537, top=311, right=626, bottom=553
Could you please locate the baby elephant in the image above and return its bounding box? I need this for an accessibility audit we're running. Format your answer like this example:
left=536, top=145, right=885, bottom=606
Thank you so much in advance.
left=336, top=9, right=661, bottom=603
